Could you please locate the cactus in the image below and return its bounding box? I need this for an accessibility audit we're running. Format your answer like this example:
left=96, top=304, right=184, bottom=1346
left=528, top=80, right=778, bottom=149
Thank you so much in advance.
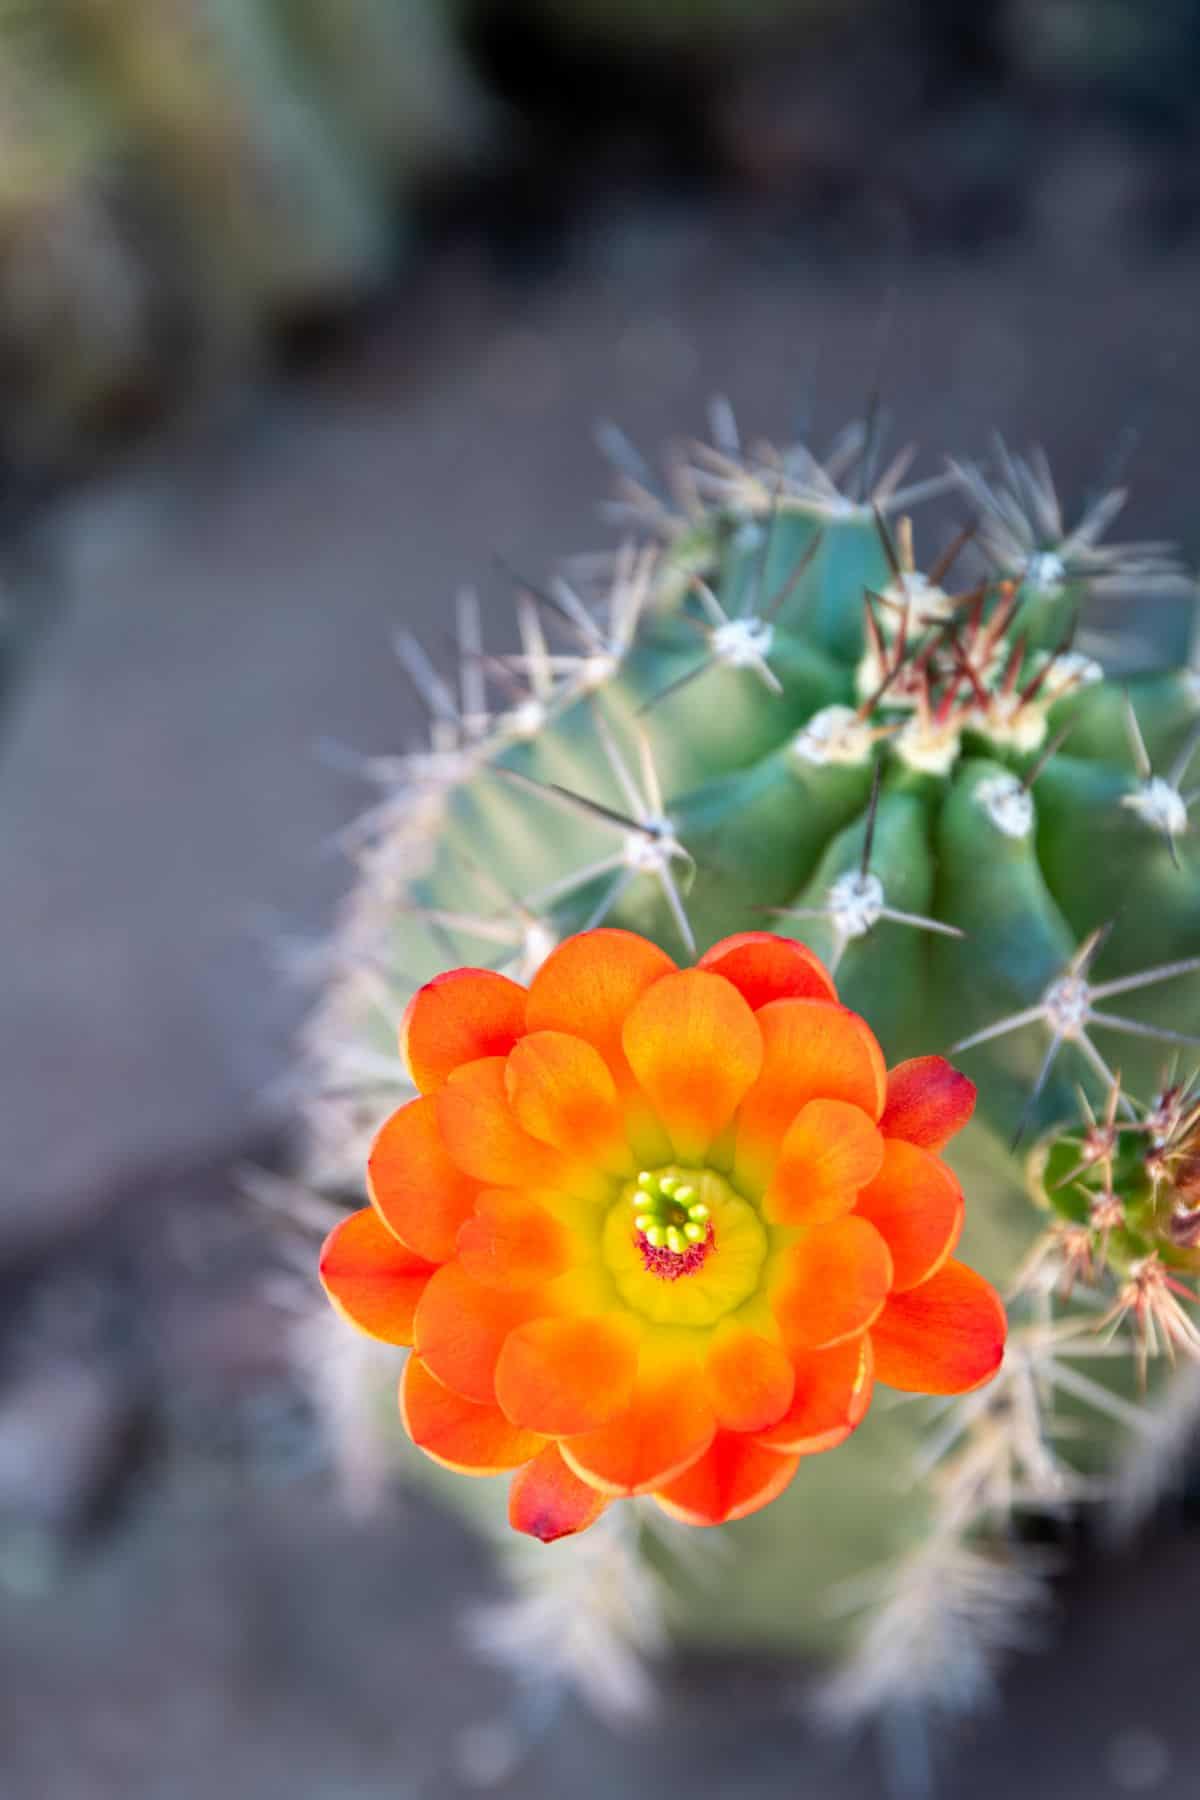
left=270, top=0, right=490, bottom=191
left=55, top=0, right=392, bottom=331
left=296, top=405, right=1200, bottom=1720
left=0, top=0, right=494, bottom=467
left=0, top=2, right=164, bottom=468
left=1029, top=1070, right=1200, bottom=1372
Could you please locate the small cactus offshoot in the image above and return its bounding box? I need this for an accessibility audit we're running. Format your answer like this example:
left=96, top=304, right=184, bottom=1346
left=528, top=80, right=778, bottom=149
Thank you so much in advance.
left=1030, top=1068, right=1200, bottom=1374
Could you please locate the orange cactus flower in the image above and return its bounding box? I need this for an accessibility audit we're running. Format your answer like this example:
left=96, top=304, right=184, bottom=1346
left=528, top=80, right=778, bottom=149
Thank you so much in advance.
left=320, top=930, right=1005, bottom=1542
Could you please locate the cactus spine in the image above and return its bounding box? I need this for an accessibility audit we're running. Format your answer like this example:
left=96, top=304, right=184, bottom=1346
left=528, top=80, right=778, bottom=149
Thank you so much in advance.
left=298, top=406, right=1200, bottom=1704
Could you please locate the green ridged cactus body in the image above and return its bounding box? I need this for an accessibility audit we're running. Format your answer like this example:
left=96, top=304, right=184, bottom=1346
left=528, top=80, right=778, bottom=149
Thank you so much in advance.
left=305, top=422, right=1200, bottom=1656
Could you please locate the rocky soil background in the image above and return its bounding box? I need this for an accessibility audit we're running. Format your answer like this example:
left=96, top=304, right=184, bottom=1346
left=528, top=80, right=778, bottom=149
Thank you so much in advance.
left=4, top=12, right=1200, bottom=1796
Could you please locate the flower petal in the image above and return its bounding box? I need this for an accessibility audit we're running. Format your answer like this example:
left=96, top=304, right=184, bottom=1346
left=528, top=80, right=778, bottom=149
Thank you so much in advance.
left=698, top=931, right=838, bottom=1008
left=735, top=1000, right=887, bottom=1190
left=435, top=1058, right=580, bottom=1190
left=505, top=1031, right=631, bottom=1173
left=401, top=1354, right=545, bottom=1473
left=871, top=1261, right=1007, bottom=1395
left=494, top=1314, right=641, bottom=1435
left=764, top=1099, right=885, bottom=1225
left=622, top=970, right=763, bottom=1161
left=770, top=1216, right=893, bottom=1351
left=755, top=1335, right=874, bottom=1454
left=525, top=928, right=676, bottom=1087
left=413, top=1262, right=548, bottom=1404
left=508, top=1444, right=610, bottom=1543
left=653, top=1433, right=800, bottom=1527
left=402, top=968, right=526, bottom=1092
left=456, top=1190, right=573, bottom=1291
left=367, top=1096, right=479, bottom=1264
left=560, top=1337, right=715, bottom=1495
left=853, top=1139, right=964, bottom=1292
left=318, top=1207, right=436, bottom=1346
left=880, top=1056, right=976, bottom=1153
left=703, top=1324, right=795, bottom=1433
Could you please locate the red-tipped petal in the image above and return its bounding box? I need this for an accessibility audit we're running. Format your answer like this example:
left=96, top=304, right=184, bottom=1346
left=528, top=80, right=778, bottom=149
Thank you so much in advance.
left=854, top=1139, right=964, bottom=1293
left=703, top=1325, right=795, bottom=1433
left=494, top=1314, right=641, bottom=1435
left=367, top=1096, right=479, bottom=1265
left=435, top=1058, right=578, bottom=1190
left=764, top=1099, right=885, bottom=1226
left=880, top=1056, right=976, bottom=1153
left=413, top=1262, right=548, bottom=1404
left=525, top=929, right=676, bottom=1087
left=871, top=1261, right=1006, bottom=1395
left=735, top=999, right=887, bottom=1190
left=401, top=1354, right=545, bottom=1473
left=456, top=1190, right=573, bottom=1292
left=319, top=1207, right=436, bottom=1346
left=653, top=1433, right=800, bottom=1527
left=698, top=931, right=838, bottom=1009
left=755, top=1335, right=874, bottom=1454
left=770, top=1216, right=893, bottom=1352
left=505, top=1030, right=630, bottom=1171
left=401, top=968, right=526, bottom=1092
left=560, top=1339, right=715, bottom=1495
left=622, top=970, right=763, bottom=1162
left=509, top=1444, right=610, bottom=1543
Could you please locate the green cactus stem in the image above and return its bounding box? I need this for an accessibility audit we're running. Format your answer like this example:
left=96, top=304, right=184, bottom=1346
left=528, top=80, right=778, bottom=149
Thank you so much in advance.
left=300, top=408, right=1200, bottom=1663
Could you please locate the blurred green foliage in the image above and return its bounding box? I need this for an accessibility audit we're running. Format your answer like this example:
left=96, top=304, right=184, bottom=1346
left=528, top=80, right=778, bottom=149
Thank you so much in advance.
left=0, top=0, right=485, bottom=470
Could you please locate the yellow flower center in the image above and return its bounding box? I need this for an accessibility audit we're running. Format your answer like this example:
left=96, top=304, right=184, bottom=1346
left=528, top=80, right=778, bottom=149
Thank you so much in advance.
left=601, top=1165, right=768, bottom=1327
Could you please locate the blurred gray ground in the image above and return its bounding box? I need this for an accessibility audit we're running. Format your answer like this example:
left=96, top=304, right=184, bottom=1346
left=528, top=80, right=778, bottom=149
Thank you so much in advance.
left=3, top=1470, right=1200, bottom=1799
left=3, top=159, right=1200, bottom=1796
